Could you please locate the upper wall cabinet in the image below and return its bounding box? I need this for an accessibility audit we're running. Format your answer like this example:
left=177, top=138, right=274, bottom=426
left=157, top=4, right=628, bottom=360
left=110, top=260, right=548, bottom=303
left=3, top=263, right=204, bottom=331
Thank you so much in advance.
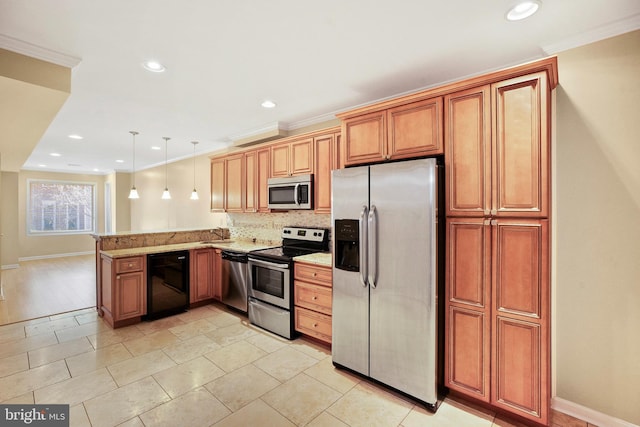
left=210, top=127, right=339, bottom=213
left=314, top=132, right=340, bottom=214
left=339, top=96, right=443, bottom=166
left=210, top=153, right=244, bottom=213
left=271, top=137, right=313, bottom=178
left=445, top=73, right=550, bottom=218
left=245, top=147, right=270, bottom=213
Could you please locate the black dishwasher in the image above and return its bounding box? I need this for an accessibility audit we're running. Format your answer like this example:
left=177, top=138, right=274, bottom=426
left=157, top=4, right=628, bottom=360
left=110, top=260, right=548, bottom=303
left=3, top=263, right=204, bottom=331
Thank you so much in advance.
left=147, top=251, right=189, bottom=320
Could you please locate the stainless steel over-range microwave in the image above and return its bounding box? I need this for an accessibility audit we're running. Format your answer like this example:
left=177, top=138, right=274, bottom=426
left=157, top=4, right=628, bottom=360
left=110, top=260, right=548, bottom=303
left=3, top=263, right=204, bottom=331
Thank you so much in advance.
left=267, top=174, right=313, bottom=210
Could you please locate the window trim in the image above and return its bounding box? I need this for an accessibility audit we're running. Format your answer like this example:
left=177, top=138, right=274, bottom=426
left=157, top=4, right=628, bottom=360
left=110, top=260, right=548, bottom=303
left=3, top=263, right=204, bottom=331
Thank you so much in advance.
left=27, top=179, right=97, bottom=236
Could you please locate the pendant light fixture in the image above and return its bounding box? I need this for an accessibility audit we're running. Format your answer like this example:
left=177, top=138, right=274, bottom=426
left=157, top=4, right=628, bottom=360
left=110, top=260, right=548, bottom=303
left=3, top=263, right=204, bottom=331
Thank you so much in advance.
left=190, top=141, right=199, bottom=200
left=161, top=137, right=171, bottom=200
left=128, top=131, right=140, bottom=199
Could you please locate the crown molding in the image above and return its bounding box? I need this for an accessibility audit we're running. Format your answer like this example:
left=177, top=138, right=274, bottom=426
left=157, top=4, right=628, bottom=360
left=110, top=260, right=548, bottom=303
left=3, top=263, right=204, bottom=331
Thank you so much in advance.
left=542, top=13, right=640, bottom=54
left=0, top=34, right=81, bottom=68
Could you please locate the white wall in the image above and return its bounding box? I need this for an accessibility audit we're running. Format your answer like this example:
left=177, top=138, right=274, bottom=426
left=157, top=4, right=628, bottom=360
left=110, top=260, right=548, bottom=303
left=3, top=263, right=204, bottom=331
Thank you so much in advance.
left=129, top=152, right=226, bottom=232
left=555, top=30, right=640, bottom=425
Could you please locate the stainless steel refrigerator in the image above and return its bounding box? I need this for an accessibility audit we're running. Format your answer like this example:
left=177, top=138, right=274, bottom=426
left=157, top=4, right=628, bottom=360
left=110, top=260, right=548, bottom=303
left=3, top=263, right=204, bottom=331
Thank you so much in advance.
left=331, top=158, right=441, bottom=408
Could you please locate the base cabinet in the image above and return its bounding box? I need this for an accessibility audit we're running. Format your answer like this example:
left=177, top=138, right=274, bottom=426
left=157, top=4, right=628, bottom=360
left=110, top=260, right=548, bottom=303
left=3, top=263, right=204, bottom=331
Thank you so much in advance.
left=100, top=255, right=146, bottom=327
left=293, top=262, right=332, bottom=344
left=190, top=248, right=215, bottom=304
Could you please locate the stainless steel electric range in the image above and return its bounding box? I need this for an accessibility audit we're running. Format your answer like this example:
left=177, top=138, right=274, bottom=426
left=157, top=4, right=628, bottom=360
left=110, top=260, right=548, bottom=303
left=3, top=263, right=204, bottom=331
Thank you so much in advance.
left=247, top=226, right=329, bottom=339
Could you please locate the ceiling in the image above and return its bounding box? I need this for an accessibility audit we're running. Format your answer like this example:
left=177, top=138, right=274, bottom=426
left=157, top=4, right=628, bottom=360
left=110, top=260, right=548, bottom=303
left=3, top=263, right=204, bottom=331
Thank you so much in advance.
left=1, top=0, right=639, bottom=175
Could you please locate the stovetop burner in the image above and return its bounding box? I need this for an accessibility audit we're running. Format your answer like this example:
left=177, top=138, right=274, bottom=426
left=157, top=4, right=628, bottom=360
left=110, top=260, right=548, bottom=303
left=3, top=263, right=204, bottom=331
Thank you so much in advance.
left=249, top=226, right=329, bottom=263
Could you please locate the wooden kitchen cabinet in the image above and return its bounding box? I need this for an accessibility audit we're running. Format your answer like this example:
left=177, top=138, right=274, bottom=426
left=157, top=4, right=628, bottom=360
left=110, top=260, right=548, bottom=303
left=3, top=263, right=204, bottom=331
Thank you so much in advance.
left=100, top=255, right=146, bottom=328
left=445, top=218, right=491, bottom=401
left=340, top=96, right=443, bottom=166
left=445, top=73, right=549, bottom=218
left=247, top=147, right=271, bottom=213
left=256, top=148, right=270, bottom=212
left=225, top=153, right=244, bottom=212
left=491, top=219, right=549, bottom=421
left=294, top=261, right=333, bottom=344
left=444, top=66, right=554, bottom=425
left=210, top=157, right=225, bottom=212
left=210, top=153, right=245, bottom=213
left=190, top=248, right=215, bottom=304
left=445, top=217, right=549, bottom=422
left=313, top=132, right=340, bottom=214
left=244, top=151, right=257, bottom=212
left=270, top=137, right=313, bottom=177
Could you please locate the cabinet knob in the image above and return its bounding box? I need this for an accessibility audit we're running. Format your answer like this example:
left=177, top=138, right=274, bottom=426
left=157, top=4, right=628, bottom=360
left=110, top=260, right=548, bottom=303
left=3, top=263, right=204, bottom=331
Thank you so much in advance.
left=128, top=263, right=133, bottom=267
left=312, top=272, right=317, bottom=277
left=116, top=275, right=121, bottom=280
left=313, top=323, right=318, bottom=328
left=312, top=296, right=318, bottom=300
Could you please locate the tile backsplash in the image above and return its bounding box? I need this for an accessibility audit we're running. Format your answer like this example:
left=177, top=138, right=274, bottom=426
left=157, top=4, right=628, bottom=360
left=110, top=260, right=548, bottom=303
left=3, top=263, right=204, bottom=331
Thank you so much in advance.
left=227, top=212, right=331, bottom=246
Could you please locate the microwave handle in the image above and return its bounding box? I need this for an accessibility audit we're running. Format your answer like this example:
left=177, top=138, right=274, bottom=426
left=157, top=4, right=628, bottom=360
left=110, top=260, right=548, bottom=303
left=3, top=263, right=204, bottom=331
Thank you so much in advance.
left=294, top=183, right=300, bottom=206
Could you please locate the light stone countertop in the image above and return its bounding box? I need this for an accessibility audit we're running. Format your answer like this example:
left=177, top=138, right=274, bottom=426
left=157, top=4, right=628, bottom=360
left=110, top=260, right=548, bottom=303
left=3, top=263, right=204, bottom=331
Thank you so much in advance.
left=293, top=252, right=333, bottom=267
left=100, top=240, right=276, bottom=258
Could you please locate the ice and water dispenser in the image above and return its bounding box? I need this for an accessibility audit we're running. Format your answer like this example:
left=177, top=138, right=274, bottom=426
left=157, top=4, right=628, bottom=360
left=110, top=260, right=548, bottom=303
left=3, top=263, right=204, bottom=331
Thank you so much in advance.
left=334, top=219, right=360, bottom=272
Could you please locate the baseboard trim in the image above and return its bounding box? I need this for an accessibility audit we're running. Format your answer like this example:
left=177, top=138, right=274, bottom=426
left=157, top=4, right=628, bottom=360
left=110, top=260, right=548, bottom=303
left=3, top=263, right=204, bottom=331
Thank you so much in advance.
left=552, top=397, right=639, bottom=427
left=18, top=251, right=94, bottom=262
left=1, top=264, right=20, bottom=270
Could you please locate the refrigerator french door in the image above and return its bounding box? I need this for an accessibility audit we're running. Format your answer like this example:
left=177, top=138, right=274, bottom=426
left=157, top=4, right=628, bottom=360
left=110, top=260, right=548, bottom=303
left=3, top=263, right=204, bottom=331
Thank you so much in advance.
left=332, top=158, right=440, bottom=408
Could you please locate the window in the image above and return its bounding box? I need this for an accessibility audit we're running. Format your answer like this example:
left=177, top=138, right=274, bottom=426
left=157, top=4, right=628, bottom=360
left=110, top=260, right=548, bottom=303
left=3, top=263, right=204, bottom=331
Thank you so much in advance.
left=28, top=180, right=96, bottom=235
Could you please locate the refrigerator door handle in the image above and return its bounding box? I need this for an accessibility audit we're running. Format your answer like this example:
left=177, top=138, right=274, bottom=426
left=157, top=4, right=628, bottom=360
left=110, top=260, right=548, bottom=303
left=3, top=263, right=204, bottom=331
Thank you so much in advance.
left=368, top=205, right=378, bottom=288
left=359, top=205, right=369, bottom=287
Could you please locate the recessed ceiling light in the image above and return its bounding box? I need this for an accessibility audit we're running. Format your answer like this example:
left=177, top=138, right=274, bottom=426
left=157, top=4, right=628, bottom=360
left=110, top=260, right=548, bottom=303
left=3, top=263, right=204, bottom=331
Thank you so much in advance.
left=142, top=60, right=166, bottom=73
left=115, top=159, right=125, bottom=163
left=261, top=100, right=277, bottom=108
left=50, top=152, right=61, bottom=157
left=151, top=146, right=161, bottom=150
left=38, top=164, right=47, bottom=167
left=506, top=0, right=541, bottom=21
left=68, top=134, right=83, bottom=140
left=93, top=168, right=100, bottom=172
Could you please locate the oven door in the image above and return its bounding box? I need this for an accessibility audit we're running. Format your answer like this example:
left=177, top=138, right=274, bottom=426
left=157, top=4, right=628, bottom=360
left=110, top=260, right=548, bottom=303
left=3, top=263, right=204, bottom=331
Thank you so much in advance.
left=248, top=257, right=291, bottom=309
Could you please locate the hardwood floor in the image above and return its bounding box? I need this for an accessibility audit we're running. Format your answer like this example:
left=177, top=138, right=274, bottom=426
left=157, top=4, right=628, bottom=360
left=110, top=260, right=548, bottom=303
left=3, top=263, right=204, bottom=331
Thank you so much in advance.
left=0, top=254, right=95, bottom=325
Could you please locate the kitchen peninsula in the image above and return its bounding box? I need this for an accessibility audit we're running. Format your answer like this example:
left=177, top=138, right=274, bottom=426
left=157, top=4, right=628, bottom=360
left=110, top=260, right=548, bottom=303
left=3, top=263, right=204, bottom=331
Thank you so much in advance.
left=93, top=228, right=273, bottom=328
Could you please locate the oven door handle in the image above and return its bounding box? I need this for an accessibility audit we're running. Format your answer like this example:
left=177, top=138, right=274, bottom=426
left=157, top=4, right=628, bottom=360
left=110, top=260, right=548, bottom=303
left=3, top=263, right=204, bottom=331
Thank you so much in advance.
left=248, top=258, right=290, bottom=270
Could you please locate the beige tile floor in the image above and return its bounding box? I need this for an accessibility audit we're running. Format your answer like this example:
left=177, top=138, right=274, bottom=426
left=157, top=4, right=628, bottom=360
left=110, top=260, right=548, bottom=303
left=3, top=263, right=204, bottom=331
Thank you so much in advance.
left=0, top=304, right=585, bottom=427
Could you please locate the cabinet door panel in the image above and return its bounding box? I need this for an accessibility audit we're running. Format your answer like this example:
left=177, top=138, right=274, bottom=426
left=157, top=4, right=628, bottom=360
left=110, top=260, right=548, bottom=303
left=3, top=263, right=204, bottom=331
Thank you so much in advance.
left=342, top=111, right=386, bottom=166
left=445, top=86, right=491, bottom=216
left=492, top=73, right=548, bottom=217
left=191, top=249, right=213, bottom=303
left=225, top=154, right=244, bottom=212
left=257, top=149, right=270, bottom=212
left=116, top=272, right=144, bottom=320
left=493, top=220, right=547, bottom=319
left=314, top=133, right=336, bottom=214
left=446, top=306, right=489, bottom=401
left=244, top=151, right=257, bottom=212
left=271, top=143, right=290, bottom=177
left=291, top=138, right=313, bottom=176
left=388, top=97, right=443, bottom=160
left=447, top=218, right=489, bottom=307
left=210, top=158, right=225, bottom=212
left=493, top=317, right=542, bottom=419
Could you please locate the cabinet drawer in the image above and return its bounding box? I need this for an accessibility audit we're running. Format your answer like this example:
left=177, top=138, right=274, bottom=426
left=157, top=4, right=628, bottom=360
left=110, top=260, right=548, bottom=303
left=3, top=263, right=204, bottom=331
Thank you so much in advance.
left=294, top=262, right=332, bottom=286
left=294, top=307, right=332, bottom=344
left=115, top=256, right=143, bottom=273
left=294, top=281, right=332, bottom=315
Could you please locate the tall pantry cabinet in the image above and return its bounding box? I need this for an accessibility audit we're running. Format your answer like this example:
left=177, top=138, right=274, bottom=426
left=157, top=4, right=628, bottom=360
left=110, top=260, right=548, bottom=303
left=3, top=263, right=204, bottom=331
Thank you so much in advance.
left=444, top=68, right=554, bottom=425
